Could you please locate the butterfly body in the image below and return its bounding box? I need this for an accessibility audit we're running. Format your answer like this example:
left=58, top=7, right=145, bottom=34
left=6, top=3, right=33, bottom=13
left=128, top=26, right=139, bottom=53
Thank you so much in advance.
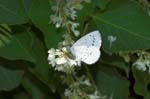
left=70, top=30, right=102, bottom=65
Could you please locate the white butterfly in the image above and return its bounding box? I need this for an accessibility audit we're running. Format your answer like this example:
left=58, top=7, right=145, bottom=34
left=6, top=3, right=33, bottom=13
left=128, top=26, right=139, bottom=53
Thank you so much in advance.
left=70, top=30, right=102, bottom=65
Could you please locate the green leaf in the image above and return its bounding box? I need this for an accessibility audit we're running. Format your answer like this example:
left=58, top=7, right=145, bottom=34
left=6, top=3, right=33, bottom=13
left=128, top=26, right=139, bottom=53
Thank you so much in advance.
left=133, top=67, right=150, bottom=99
left=22, top=77, right=45, bottom=99
left=16, top=30, right=60, bottom=96
left=0, top=0, right=28, bottom=24
left=15, top=31, right=59, bottom=91
left=101, top=53, right=130, bottom=76
left=22, top=76, right=58, bottom=99
left=0, top=36, right=34, bottom=62
left=92, top=64, right=129, bottom=99
left=93, top=0, right=150, bottom=53
left=13, top=91, right=30, bottom=99
left=28, top=0, right=62, bottom=48
left=0, top=66, right=24, bottom=91
left=94, top=0, right=111, bottom=9
left=0, top=24, right=12, bottom=48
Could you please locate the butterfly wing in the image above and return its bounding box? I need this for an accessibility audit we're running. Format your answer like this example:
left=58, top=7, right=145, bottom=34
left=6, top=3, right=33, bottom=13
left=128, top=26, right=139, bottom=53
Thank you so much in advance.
left=71, top=30, right=102, bottom=64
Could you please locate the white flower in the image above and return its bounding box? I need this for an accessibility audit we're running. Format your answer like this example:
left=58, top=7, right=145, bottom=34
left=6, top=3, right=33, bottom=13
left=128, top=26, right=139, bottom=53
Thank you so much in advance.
left=107, top=35, right=117, bottom=48
left=55, top=57, right=67, bottom=65
left=69, top=21, right=80, bottom=37
left=133, top=54, right=150, bottom=73
left=145, top=60, right=150, bottom=66
left=50, top=14, right=63, bottom=28
left=51, top=5, right=57, bottom=11
left=78, top=76, right=91, bottom=86
left=48, top=48, right=56, bottom=67
left=48, top=48, right=55, bottom=57
left=133, top=61, right=147, bottom=71
left=62, top=41, right=67, bottom=46
left=55, top=49, right=63, bottom=56
left=50, top=0, right=91, bottom=37
left=88, top=91, right=100, bottom=99
left=82, top=79, right=91, bottom=86
left=68, top=59, right=78, bottom=66
left=74, top=30, right=80, bottom=37
left=62, top=47, right=68, bottom=52
left=56, top=23, right=61, bottom=28
left=108, top=35, right=117, bottom=42
left=64, top=89, right=72, bottom=97
left=48, top=47, right=80, bottom=73
left=65, top=6, right=77, bottom=20
left=132, top=51, right=150, bottom=75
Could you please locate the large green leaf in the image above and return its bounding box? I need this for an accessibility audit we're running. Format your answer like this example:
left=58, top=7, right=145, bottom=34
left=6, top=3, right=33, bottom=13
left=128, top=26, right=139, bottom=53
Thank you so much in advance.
left=93, top=0, right=150, bottom=53
left=133, top=67, right=150, bottom=99
left=94, top=0, right=111, bottom=9
left=0, top=66, right=24, bottom=91
left=92, top=64, right=129, bottom=99
left=22, top=75, right=58, bottom=99
left=28, top=0, right=62, bottom=48
left=13, top=92, right=30, bottom=99
left=0, top=36, right=34, bottom=62
left=22, top=77, right=46, bottom=99
left=0, top=0, right=29, bottom=24
left=101, top=53, right=130, bottom=76
left=16, top=31, right=59, bottom=91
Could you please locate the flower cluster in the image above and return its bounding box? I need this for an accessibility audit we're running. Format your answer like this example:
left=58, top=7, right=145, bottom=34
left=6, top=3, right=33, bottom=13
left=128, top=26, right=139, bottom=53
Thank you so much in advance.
left=49, top=1, right=103, bottom=98
left=133, top=52, right=150, bottom=74
left=58, top=34, right=74, bottom=47
left=50, top=0, right=91, bottom=37
left=48, top=47, right=81, bottom=73
left=63, top=75, right=100, bottom=99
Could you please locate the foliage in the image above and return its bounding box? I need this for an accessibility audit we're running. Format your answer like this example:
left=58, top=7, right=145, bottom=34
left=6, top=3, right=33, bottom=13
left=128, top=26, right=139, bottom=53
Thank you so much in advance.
left=0, top=0, right=150, bottom=99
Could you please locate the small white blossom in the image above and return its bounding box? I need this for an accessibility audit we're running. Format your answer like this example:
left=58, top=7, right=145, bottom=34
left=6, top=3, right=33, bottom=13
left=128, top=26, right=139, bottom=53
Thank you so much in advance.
left=65, top=6, right=77, bottom=20
left=55, top=57, right=67, bottom=65
left=62, top=41, right=67, bottom=46
left=63, top=75, right=101, bottom=99
left=62, top=47, right=68, bottom=52
left=69, top=21, right=80, bottom=37
left=74, top=30, right=80, bottom=37
left=64, top=89, right=72, bottom=97
left=133, top=60, right=147, bottom=72
left=51, top=5, right=57, bottom=11
left=88, top=91, right=100, bottom=99
left=78, top=75, right=91, bottom=86
left=50, top=0, right=90, bottom=37
left=133, top=52, right=150, bottom=74
left=108, top=35, right=117, bottom=48
left=56, top=23, right=61, bottom=28
left=68, top=59, right=78, bottom=66
left=48, top=48, right=56, bottom=67
left=82, top=79, right=91, bottom=86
